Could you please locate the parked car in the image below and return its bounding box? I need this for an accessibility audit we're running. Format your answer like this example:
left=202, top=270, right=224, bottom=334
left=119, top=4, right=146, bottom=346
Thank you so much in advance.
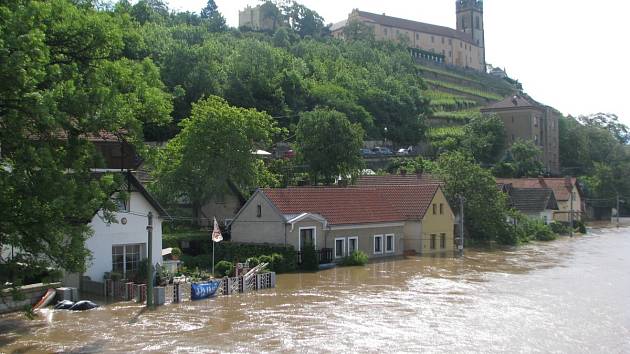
left=396, top=146, right=414, bottom=156
left=372, top=147, right=393, bottom=156
left=360, top=148, right=376, bottom=157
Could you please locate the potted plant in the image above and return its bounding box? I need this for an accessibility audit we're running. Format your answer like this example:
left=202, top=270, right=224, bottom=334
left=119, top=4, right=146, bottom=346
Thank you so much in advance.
left=171, top=247, right=182, bottom=260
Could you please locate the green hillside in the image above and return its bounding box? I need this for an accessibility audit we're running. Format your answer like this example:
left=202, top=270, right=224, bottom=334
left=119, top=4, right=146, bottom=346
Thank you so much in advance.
left=415, top=61, right=519, bottom=149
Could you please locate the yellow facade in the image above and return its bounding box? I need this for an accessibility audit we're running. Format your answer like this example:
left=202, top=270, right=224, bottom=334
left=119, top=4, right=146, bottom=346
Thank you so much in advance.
left=420, top=188, right=456, bottom=254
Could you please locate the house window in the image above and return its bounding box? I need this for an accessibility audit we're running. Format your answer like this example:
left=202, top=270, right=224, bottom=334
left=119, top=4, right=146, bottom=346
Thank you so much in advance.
left=440, top=233, right=446, bottom=249
left=334, top=238, right=345, bottom=259
left=449, top=51, right=452, bottom=57
left=384, top=28, right=388, bottom=36
left=373, top=235, right=383, bottom=254
left=299, top=227, right=315, bottom=251
left=431, top=36, right=434, bottom=43
left=449, top=38, right=452, bottom=45
left=256, top=204, right=262, bottom=217
left=112, top=244, right=144, bottom=277
left=385, top=234, right=395, bottom=253
left=432, top=204, right=437, bottom=214
left=348, top=237, right=358, bottom=255
left=441, top=37, right=445, bottom=44
left=439, top=203, right=444, bottom=215
left=430, top=234, right=436, bottom=250
left=475, top=16, right=480, bottom=30
left=416, top=33, right=419, bottom=40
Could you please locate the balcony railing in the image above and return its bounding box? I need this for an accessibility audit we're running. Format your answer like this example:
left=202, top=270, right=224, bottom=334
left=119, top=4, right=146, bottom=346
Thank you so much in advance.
left=297, top=248, right=333, bottom=265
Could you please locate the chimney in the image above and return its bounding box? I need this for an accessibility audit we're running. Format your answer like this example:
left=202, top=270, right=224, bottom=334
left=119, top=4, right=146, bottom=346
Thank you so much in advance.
left=511, top=96, right=518, bottom=106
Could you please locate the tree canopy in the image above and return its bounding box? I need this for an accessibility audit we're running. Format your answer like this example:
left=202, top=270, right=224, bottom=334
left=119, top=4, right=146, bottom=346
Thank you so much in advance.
left=0, top=0, right=171, bottom=275
left=152, top=96, right=277, bottom=224
left=296, top=109, right=364, bottom=184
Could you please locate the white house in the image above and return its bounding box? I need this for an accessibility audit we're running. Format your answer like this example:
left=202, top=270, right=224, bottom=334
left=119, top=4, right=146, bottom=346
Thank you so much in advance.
left=79, top=171, right=169, bottom=285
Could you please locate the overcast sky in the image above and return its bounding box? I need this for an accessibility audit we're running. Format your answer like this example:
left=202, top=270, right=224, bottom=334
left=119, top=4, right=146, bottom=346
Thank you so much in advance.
left=165, top=0, right=629, bottom=124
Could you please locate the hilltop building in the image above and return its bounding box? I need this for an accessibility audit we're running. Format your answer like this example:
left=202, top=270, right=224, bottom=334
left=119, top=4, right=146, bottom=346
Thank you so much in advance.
left=330, top=0, right=486, bottom=71
left=482, top=95, right=561, bottom=175
left=239, top=4, right=275, bottom=31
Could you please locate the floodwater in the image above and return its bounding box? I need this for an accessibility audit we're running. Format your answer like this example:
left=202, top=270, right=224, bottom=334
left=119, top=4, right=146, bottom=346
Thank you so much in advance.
left=1, top=227, right=629, bottom=353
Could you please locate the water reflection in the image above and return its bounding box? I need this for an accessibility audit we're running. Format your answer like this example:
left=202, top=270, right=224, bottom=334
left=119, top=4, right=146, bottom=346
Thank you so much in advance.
left=1, top=227, right=629, bottom=353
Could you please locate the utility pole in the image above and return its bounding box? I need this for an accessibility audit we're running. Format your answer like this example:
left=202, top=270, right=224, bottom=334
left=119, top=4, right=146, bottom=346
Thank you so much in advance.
left=617, top=193, right=620, bottom=228
left=569, top=192, right=574, bottom=237
left=458, top=194, right=465, bottom=257
left=146, top=211, right=154, bottom=308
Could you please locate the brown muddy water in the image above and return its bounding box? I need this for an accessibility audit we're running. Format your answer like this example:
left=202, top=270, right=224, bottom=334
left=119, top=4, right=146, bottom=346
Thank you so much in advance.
left=1, top=227, right=629, bottom=353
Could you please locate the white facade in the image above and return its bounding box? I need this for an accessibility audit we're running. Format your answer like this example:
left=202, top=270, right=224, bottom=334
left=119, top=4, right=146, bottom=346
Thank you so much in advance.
left=84, top=191, right=163, bottom=282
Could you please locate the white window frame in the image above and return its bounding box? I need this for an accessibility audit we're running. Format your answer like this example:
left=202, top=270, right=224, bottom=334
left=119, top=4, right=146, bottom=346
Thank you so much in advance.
left=385, top=234, right=395, bottom=253
left=298, top=226, right=317, bottom=252
left=334, top=238, right=346, bottom=259
left=112, top=243, right=145, bottom=277
left=373, top=235, right=383, bottom=255
left=347, top=236, right=359, bottom=255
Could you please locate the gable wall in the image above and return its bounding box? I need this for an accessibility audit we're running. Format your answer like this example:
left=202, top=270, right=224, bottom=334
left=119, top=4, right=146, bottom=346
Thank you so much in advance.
left=84, top=191, right=163, bottom=281
left=230, top=192, right=286, bottom=245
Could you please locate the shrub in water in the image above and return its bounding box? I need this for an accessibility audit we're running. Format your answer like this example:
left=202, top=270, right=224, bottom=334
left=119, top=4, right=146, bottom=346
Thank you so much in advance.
left=549, top=221, right=570, bottom=235
left=258, top=255, right=273, bottom=265
left=300, top=244, right=319, bottom=271
left=214, top=260, right=234, bottom=278
left=342, top=251, right=369, bottom=266
left=246, top=256, right=260, bottom=268
left=270, top=253, right=285, bottom=272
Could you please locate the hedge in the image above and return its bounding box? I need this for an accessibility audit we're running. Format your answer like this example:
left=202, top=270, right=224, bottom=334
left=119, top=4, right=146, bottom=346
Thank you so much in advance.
left=179, top=242, right=297, bottom=273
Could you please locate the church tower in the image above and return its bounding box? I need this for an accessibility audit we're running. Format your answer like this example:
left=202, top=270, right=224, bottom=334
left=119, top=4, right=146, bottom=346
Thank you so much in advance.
left=456, top=0, right=485, bottom=67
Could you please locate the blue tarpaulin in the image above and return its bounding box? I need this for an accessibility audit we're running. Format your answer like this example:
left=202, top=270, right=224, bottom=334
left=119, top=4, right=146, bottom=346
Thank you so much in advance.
left=191, top=280, right=221, bottom=300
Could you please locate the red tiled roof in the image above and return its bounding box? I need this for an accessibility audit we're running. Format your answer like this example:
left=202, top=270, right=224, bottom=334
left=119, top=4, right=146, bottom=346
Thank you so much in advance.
left=356, top=174, right=443, bottom=186
left=262, top=184, right=442, bottom=225
left=496, top=177, right=577, bottom=201
left=374, top=185, right=441, bottom=220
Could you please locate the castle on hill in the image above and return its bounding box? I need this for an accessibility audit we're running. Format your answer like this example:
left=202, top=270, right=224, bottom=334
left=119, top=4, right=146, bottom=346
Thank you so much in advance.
left=330, top=0, right=486, bottom=71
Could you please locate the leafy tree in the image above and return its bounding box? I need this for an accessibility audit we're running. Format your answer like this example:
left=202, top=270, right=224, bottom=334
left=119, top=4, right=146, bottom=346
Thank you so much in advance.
left=152, top=96, right=277, bottom=224
left=434, top=152, right=509, bottom=243
left=258, top=1, right=284, bottom=32
left=510, top=139, right=544, bottom=177
left=199, top=0, right=226, bottom=32
left=281, top=1, right=326, bottom=37
left=462, top=115, right=507, bottom=164
left=296, top=109, right=364, bottom=184
left=578, top=113, right=629, bottom=145
left=343, top=19, right=375, bottom=42
left=0, top=0, right=171, bottom=277
left=387, top=157, right=431, bottom=175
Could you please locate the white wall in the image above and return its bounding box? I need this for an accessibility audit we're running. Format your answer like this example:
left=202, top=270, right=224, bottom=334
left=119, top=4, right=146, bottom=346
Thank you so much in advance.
left=84, top=191, right=163, bottom=281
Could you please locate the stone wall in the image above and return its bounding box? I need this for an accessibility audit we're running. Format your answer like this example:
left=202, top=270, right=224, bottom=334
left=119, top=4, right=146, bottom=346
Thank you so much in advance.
left=0, top=282, right=61, bottom=314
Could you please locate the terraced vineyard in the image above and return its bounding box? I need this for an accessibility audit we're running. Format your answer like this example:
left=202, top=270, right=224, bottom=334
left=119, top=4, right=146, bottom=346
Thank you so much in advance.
left=416, top=59, right=518, bottom=155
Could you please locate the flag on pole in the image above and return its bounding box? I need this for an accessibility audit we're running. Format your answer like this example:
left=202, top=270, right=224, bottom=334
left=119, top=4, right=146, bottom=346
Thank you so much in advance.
left=211, top=217, right=223, bottom=243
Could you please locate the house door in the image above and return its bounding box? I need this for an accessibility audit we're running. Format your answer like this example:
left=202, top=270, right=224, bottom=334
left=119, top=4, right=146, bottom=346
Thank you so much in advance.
left=299, top=228, right=315, bottom=251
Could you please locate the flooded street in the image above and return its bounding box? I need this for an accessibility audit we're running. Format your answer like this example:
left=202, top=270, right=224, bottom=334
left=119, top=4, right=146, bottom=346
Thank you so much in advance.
left=1, top=227, right=629, bottom=353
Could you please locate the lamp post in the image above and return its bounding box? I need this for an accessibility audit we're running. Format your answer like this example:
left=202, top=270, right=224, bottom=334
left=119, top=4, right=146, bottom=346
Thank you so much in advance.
left=146, top=211, right=154, bottom=308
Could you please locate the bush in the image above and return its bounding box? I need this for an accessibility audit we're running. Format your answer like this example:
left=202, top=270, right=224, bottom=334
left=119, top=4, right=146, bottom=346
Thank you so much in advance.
left=214, top=261, right=234, bottom=278
left=550, top=221, right=571, bottom=235
left=574, top=220, right=587, bottom=234
left=171, top=247, right=182, bottom=259
left=246, top=257, right=260, bottom=267
left=270, top=253, right=286, bottom=272
left=300, top=244, right=319, bottom=271
left=341, top=251, right=369, bottom=266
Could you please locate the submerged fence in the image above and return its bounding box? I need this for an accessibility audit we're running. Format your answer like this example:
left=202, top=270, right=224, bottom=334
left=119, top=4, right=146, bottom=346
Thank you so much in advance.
left=103, top=272, right=276, bottom=305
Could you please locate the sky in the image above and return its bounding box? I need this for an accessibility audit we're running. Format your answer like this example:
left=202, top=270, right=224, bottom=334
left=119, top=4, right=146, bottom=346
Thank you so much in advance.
left=165, top=0, right=630, bottom=124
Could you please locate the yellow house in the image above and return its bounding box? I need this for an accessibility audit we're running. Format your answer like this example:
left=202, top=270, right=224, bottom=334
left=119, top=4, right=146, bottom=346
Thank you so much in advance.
left=230, top=184, right=456, bottom=264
